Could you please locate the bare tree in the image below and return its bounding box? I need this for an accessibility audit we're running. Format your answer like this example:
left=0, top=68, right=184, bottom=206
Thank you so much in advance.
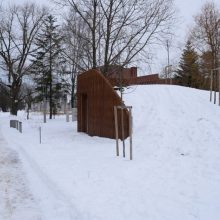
left=100, top=0, right=175, bottom=74
left=191, top=2, right=220, bottom=103
left=0, top=3, right=47, bottom=115
left=191, top=2, right=220, bottom=65
left=61, top=11, right=91, bottom=107
left=52, top=0, right=176, bottom=74
left=53, top=0, right=101, bottom=69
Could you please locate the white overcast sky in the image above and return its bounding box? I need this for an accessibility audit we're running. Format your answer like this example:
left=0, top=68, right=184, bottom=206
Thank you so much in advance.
left=3, top=0, right=220, bottom=74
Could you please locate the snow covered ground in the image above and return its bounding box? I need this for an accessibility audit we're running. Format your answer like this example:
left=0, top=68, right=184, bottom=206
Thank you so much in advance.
left=1, top=85, right=220, bottom=220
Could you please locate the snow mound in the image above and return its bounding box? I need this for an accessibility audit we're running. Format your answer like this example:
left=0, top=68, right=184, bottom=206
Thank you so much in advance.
left=1, top=85, right=220, bottom=220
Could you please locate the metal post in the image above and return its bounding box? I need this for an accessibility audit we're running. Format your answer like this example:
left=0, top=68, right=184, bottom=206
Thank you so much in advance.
left=64, top=95, right=67, bottom=114
left=19, top=122, right=22, bottom=133
left=39, top=126, right=41, bottom=144
left=165, top=66, right=167, bottom=84
left=211, top=67, right=220, bottom=104
left=66, top=103, right=69, bottom=122
left=210, top=70, right=213, bottom=102
left=43, top=98, right=46, bottom=123
left=114, top=106, right=119, bottom=156
left=129, top=107, right=133, bottom=160
left=16, top=120, right=19, bottom=130
left=218, top=69, right=220, bottom=106
left=10, top=120, right=17, bottom=128
left=121, top=107, right=125, bottom=158
left=214, top=69, right=217, bottom=104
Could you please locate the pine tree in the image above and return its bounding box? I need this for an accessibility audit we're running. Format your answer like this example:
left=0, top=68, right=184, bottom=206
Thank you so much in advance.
left=31, top=15, right=63, bottom=119
left=175, top=40, right=201, bottom=88
left=199, top=51, right=213, bottom=89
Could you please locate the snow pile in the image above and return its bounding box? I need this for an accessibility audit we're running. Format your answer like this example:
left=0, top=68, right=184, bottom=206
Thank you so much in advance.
left=1, top=85, right=220, bottom=220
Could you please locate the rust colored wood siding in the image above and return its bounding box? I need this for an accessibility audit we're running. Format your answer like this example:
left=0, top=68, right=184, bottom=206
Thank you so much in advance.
left=77, top=69, right=129, bottom=139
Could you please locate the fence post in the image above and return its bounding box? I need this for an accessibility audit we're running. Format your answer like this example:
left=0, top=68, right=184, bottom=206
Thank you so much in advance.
left=16, top=120, right=19, bottom=130
left=10, top=120, right=17, bottom=128
left=10, top=120, right=14, bottom=128
left=66, top=103, right=70, bottom=122
left=210, top=70, right=213, bottom=102
left=121, top=107, right=125, bottom=158
left=114, top=106, right=119, bottom=156
left=39, top=126, right=41, bottom=144
left=129, top=107, right=133, bottom=160
left=218, top=69, right=220, bottom=106
left=43, top=99, right=47, bottom=123
left=18, top=122, right=22, bottom=133
left=214, top=70, right=217, bottom=104
left=64, top=97, right=67, bottom=114
left=114, top=105, right=133, bottom=160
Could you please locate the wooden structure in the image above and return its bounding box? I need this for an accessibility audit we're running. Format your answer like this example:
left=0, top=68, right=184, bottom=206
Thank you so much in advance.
left=114, top=105, right=133, bottom=160
left=77, top=69, right=129, bottom=139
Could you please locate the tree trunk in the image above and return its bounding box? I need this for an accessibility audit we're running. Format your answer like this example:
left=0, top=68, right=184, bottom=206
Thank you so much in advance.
left=27, top=108, right=30, bottom=120
left=92, top=0, right=97, bottom=69
left=71, top=74, right=76, bottom=108
left=27, top=103, right=31, bottom=120
left=10, top=81, right=20, bottom=116
left=49, top=30, right=53, bottom=120
left=103, top=1, right=113, bottom=75
left=10, top=99, right=19, bottom=116
left=49, top=80, right=53, bottom=119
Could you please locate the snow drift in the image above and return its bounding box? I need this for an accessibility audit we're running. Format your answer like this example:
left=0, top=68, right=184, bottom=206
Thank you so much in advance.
left=0, top=85, right=220, bottom=220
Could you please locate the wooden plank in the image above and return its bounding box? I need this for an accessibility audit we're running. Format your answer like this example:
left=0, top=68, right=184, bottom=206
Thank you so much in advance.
left=210, top=70, right=213, bottom=102
left=121, top=107, right=125, bottom=157
left=214, top=70, right=217, bottom=104
left=114, top=106, right=119, bottom=156
left=129, top=107, right=133, bottom=160
left=219, top=69, right=220, bottom=106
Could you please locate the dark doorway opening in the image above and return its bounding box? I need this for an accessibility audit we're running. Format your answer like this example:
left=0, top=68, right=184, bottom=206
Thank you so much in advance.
left=81, top=94, right=88, bottom=132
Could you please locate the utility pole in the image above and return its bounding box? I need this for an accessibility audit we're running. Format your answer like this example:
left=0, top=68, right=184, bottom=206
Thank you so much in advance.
left=165, top=39, right=174, bottom=84
left=165, top=65, right=172, bottom=84
left=166, top=40, right=170, bottom=84
left=43, top=86, right=47, bottom=123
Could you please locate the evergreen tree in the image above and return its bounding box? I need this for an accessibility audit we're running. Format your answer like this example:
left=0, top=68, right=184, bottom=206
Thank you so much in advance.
left=175, top=41, right=201, bottom=88
left=31, top=15, right=63, bottom=119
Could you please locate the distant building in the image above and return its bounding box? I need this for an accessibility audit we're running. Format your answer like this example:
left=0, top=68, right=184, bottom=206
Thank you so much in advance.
left=103, top=65, right=137, bottom=79
left=101, top=65, right=168, bottom=86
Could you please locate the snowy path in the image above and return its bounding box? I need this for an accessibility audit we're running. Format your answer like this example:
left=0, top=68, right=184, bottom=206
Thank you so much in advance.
left=0, top=126, right=40, bottom=220
left=0, top=118, right=82, bottom=220
left=13, top=140, right=82, bottom=220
